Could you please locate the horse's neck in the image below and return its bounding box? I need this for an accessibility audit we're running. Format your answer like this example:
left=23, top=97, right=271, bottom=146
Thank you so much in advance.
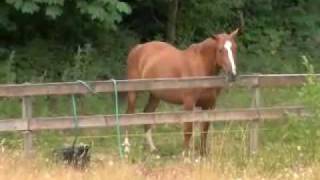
left=186, top=39, right=220, bottom=76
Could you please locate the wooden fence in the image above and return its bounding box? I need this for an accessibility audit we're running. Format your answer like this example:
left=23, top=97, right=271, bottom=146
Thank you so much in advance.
left=0, top=74, right=318, bottom=157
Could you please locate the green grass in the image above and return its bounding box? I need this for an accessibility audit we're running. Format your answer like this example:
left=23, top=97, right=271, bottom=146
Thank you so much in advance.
left=0, top=86, right=319, bottom=171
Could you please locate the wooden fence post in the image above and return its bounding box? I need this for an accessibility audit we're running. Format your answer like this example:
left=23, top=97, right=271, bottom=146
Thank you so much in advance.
left=249, top=76, right=261, bottom=155
left=22, top=96, right=33, bottom=157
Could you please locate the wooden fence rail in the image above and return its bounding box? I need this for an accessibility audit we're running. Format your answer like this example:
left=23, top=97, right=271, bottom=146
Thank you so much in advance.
left=0, top=106, right=307, bottom=132
left=0, top=74, right=317, bottom=157
left=0, top=74, right=318, bottom=97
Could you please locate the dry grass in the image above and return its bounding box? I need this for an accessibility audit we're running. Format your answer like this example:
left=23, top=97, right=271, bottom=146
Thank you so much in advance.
left=0, top=152, right=320, bottom=180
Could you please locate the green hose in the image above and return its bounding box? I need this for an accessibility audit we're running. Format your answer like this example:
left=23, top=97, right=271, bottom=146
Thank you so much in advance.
left=76, top=80, right=95, bottom=93
left=70, top=79, right=123, bottom=158
left=70, top=80, right=94, bottom=148
left=110, top=79, right=124, bottom=159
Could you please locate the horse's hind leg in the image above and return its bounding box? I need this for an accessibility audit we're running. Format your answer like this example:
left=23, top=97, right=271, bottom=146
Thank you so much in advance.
left=123, top=91, right=137, bottom=155
left=127, top=91, right=136, bottom=114
left=143, top=94, right=160, bottom=152
left=200, top=121, right=210, bottom=156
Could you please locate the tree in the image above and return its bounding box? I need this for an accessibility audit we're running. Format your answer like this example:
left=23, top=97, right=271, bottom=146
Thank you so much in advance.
left=166, top=0, right=178, bottom=43
left=0, top=0, right=131, bottom=45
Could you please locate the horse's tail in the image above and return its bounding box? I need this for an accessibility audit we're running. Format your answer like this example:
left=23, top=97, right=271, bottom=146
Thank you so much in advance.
left=126, top=44, right=143, bottom=79
left=125, top=44, right=143, bottom=114
left=125, top=43, right=142, bottom=95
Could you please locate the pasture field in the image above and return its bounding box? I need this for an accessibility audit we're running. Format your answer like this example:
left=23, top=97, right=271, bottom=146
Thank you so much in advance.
left=0, top=86, right=319, bottom=179
left=0, top=153, right=320, bottom=180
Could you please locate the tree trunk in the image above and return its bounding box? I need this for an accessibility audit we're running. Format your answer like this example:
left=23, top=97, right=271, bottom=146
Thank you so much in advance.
left=166, top=0, right=179, bottom=43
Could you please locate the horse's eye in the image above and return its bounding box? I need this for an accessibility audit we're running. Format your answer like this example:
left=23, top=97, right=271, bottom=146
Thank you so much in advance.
left=219, top=49, right=223, bottom=53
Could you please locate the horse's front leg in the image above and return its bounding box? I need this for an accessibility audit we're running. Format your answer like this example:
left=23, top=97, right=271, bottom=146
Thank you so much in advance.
left=199, top=105, right=213, bottom=156
left=200, top=121, right=210, bottom=156
left=123, top=91, right=137, bottom=157
left=183, top=122, right=193, bottom=157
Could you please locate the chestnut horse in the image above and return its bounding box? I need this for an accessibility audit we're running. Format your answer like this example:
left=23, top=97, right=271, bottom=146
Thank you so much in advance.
left=125, top=29, right=239, bottom=156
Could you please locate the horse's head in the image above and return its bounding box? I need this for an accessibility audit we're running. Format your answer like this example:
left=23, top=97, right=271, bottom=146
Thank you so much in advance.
left=212, top=29, right=239, bottom=82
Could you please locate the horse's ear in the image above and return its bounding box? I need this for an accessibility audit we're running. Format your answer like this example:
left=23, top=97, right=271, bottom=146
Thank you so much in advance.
left=230, top=28, right=239, bottom=38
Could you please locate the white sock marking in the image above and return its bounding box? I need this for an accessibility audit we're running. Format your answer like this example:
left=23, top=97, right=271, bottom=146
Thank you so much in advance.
left=224, top=40, right=236, bottom=75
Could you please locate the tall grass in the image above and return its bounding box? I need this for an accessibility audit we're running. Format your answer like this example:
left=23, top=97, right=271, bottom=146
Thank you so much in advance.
left=0, top=151, right=319, bottom=180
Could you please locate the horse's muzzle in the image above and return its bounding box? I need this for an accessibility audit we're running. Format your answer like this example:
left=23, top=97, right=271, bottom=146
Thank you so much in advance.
left=227, top=73, right=237, bottom=82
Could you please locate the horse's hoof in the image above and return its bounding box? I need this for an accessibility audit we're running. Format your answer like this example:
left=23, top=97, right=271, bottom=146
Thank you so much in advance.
left=150, top=148, right=159, bottom=154
left=181, top=150, right=192, bottom=163
left=194, top=156, right=207, bottom=164
left=150, top=149, right=161, bottom=159
left=183, top=156, right=192, bottom=163
left=194, top=156, right=201, bottom=164
left=182, top=150, right=192, bottom=157
left=200, top=151, right=208, bottom=157
left=154, top=154, right=161, bottom=159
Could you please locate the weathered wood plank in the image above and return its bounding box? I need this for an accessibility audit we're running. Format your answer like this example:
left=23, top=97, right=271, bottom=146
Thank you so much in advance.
left=258, top=74, right=320, bottom=87
left=22, top=96, right=33, bottom=157
left=0, top=76, right=239, bottom=97
left=0, top=119, right=26, bottom=131
left=249, top=86, right=261, bottom=155
left=0, top=74, right=317, bottom=97
left=28, top=106, right=306, bottom=131
left=0, top=107, right=308, bottom=132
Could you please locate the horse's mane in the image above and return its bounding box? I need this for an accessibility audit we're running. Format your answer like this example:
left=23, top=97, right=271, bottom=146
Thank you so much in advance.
left=184, top=38, right=216, bottom=55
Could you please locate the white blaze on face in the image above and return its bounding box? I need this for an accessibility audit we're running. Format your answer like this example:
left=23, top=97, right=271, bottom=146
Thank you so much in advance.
left=223, top=40, right=236, bottom=75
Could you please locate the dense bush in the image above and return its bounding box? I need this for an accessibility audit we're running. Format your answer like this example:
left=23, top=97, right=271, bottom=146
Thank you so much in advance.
left=0, top=0, right=319, bottom=83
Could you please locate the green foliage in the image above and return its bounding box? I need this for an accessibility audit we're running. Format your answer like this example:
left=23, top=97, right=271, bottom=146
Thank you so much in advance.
left=0, top=0, right=131, bottom=49
left=299, top=56, right=320, bottom=115
left=0, top=0, right=319, bottom=82
left=175, top=0, right=320, bottom=73
left=77, top=0, right=131, bottom=24
left=62, top=44, right=96, bottom=81
left=5, top=0, right=131, bottom=22
left=0, top=28, right=138, bottom=83
left=45, top=5, right=62, bottom=19
left=294, top=57, right=320, bottom=161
